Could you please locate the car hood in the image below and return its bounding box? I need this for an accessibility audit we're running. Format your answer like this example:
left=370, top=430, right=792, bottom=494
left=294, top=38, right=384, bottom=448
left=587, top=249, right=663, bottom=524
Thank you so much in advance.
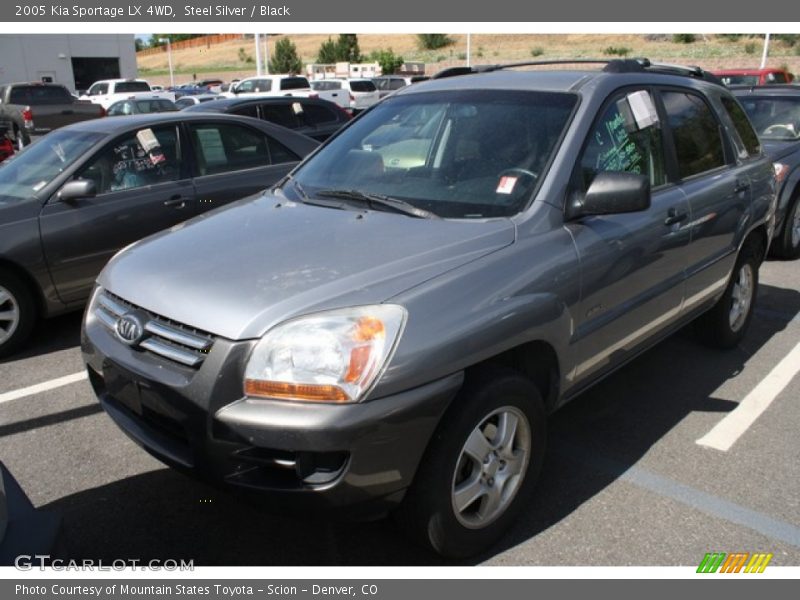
left=761, top=140, right=800, bottom=161
left=99, top=193, right=515, bottom=340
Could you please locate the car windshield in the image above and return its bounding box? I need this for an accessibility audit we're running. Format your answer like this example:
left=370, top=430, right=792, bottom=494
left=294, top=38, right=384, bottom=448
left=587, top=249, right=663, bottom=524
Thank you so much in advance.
left=738, top=96, right=800, bottom=140
left=0, top=130, right=104, bottom=203
left=290, top=89, right=576, bottom=219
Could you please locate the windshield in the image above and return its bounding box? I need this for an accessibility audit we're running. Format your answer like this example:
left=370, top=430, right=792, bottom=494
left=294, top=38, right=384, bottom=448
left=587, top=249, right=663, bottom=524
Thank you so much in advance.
left=738, top=96, right=800, bottom=140
left=290, top=89, right=576, bottom=218
left=0, top=130, right=104, bottom=203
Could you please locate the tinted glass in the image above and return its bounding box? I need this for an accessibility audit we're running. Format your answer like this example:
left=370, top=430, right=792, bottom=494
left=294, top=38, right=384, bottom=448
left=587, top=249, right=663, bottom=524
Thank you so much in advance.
left=0, top=130, right=104, bottom=202
left=238, top=79, right=271, bottom=93
left=175, top=98, right=195, bottom=109
left=106, top=102, right=132, bottom=116
left=719, top=75, right=759, bottom=86
left=280, top=77, right=311, bottom=90
left=292, top=90, right=577, bottom=219
left=75, top=126, right=181, bottom=194
left=230, top=104, right=260, bottom=119
left=302, top=104, right=338, bottom=125
left=350, top=80, right=377, bottom=92
left=267, top=137, right=300, bottom=164
left=389, top=79, right=407, bottom=90
left=737, top=95, right=800, bottom=141
left=662, top=91, right=726, bottom=178
left=766, top=72, right=787, bottom=84
left=190, top=123, right=270, bottom=175
left=579, top=91, right=667, bottom=189
left=721, top=96, right=761, bottom=156
left=260, top=104, right=299, bottom=129
left=115, top=82, right=152, bottom=93
left=9, top=86, right=72, bottom=105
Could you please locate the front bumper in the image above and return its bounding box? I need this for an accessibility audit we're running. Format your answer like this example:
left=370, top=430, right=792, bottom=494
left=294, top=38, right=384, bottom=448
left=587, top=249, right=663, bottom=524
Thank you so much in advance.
left=82, top=314, right=462, bottom=516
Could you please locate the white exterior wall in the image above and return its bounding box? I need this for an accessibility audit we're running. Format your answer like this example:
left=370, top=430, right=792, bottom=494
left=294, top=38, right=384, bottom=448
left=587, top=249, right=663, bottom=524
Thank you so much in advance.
left=0, top=34, right=137, bottom=92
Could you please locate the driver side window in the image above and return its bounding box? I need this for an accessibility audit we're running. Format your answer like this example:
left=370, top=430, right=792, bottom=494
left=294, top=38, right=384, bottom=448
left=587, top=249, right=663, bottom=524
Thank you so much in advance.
left=579, top=90, right=667, bottom=191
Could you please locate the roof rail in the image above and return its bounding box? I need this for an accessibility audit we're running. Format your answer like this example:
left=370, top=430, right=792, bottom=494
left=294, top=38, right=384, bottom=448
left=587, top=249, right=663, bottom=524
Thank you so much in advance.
left=432, top=58, right=724, bottom=86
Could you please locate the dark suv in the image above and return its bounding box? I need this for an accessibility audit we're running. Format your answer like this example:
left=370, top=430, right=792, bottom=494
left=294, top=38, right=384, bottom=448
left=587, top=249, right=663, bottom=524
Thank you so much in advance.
left=82, top=60, right=775, bottom=558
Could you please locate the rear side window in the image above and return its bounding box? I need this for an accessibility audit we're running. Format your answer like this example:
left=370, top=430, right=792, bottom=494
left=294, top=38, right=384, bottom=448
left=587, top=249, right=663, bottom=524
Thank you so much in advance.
left=260, top=104, right=299, bottom=129
left=721, top=96, right=761, bottom=157
left=662, top=91, right=726, bottom=179
left=115, top=81, right=151, bottom=93
left=578, top=90, right=667, bottom=189
left=766, top=72, right=787, bottom=84
left=189, top=123, right=271, bottom=175
left=350, top=80, right=377, bottom=93
left=267, top=137, right=300, bottom=164
left=9, top=85, right=72, bottom=105
left=280, top=77, right=310, bottom=90
left=389, top=79, right=406, bottom=91
left=231, top=104, right=260, bottom=119
left=302, top=104, right=338, bottom=125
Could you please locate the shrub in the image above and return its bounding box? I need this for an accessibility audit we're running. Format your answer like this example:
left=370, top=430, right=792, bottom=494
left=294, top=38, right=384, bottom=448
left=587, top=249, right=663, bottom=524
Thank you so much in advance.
left=370, top=49, right=404, bottom=75
left=673, top=34, right=696, bottom=44
left=604, top=46, right=631, bottom=57
left=744, top=42, right=757, bottom=55
left=530, top=47, right=544, bottom=57
left=418, top=34, right=454, bottom=50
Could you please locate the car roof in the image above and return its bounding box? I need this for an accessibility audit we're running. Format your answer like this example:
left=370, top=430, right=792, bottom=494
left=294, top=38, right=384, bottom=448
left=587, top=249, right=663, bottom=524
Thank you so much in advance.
left=731, top=84, right=800, bottom=96
left=713, top=68, right=787, bottom=75
left=60, top=112, right=277, bottom=134
left=184, top=96, right=327, bottom=111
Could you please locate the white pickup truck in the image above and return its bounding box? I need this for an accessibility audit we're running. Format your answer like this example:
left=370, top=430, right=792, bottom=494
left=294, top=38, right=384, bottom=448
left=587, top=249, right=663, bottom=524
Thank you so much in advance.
left=223, top=75, right=342, bottom=105
left=79, top=79, right=176, bottom=109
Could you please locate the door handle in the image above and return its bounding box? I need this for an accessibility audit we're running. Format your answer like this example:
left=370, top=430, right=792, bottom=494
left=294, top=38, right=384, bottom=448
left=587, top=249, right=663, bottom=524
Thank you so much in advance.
left=664, top=208, right=688, bottom=226
left=734, top=180, right=750, bottom=194
left=163, top=195, right=186, bottom=209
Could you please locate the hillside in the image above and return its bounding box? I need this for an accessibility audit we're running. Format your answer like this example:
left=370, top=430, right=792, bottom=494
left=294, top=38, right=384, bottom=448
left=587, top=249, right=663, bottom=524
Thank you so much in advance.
left=137, top=33, right=800, bottom=86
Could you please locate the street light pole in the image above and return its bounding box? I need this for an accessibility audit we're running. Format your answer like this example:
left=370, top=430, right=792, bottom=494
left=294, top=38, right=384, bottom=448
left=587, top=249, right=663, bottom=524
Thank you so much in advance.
left=159, top=38, right=174, bottom=88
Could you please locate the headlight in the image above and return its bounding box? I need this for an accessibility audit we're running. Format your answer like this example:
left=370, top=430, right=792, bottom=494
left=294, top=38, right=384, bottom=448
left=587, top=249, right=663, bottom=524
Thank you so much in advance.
left=244, top=305, right=406, bottom=403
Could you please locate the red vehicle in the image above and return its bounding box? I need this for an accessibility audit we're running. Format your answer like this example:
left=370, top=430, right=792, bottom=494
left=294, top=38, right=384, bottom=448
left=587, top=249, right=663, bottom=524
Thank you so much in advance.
left=713, top=68, right=795, bottom=86
left=0, top=121, right=14, bottom=163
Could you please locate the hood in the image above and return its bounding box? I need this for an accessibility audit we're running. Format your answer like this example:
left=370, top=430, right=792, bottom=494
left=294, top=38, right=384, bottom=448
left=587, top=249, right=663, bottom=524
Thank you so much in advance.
left=99, top=193, right=515, bottom=340
left=761, top=140, right=800, bottom=162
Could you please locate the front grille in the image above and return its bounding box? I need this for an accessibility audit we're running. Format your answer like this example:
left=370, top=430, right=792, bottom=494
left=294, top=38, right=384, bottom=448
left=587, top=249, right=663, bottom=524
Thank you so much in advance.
left=95, top=290, right=215, bottom=368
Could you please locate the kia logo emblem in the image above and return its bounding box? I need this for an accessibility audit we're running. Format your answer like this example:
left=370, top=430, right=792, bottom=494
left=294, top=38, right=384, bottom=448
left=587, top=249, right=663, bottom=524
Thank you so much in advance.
left=116, top=312, right=145, bottom=346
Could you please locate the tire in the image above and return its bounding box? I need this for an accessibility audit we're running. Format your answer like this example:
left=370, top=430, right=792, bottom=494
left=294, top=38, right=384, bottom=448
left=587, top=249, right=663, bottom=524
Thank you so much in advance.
left=695, top=245, right=759, bottom=349
left=396, top=365, right=547, bottom=558
left=773, top=193, right=800, bottom=260
left=0, top=268, right=36, bottom=359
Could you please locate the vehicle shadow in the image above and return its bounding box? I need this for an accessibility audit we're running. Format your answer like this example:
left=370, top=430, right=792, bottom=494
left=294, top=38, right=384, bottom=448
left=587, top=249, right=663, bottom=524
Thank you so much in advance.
left=0, top=312, right=83, bottom=364
left=38, top=284, right=800, bottom=565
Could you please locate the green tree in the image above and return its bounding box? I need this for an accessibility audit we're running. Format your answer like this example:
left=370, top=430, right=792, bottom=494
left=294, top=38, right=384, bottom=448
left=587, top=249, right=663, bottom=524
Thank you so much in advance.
left=371, top=49, right=404, bottom=75
left=335, top=34, right=361, bottom=62
left=317, top=37, right=337, bottom=63
left=269, top=37, right=303, bottom=74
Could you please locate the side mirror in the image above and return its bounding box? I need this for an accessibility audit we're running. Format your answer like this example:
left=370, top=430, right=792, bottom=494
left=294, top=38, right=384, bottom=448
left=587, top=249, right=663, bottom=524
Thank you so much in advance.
left=568, top=172, right=650, bottom=219
left=58, top=179, right=96, bottom=203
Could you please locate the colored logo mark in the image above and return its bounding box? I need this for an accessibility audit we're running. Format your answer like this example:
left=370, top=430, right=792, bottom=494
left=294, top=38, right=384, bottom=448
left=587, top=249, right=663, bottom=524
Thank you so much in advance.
left=697, top=552, right=773, bottom=573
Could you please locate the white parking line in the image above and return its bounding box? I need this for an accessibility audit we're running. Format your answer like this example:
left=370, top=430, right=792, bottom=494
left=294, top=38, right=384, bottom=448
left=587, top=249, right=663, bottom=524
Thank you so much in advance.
left=0, top=371, right=88, bottom=405
left=697, top=341, right=800, bottom=451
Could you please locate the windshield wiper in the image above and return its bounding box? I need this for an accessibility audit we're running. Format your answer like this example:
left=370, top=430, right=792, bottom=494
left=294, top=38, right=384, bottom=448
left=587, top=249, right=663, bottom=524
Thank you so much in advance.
left=316, top=189, right=439, bottom=219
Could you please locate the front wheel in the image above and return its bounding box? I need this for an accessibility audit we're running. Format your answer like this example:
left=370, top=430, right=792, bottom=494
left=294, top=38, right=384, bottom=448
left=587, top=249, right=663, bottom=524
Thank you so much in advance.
left=773, top=193, right=800, bottom=260
left=695, top=246, right=759, bottom=349
left=396, top=366, right=546, bottom=558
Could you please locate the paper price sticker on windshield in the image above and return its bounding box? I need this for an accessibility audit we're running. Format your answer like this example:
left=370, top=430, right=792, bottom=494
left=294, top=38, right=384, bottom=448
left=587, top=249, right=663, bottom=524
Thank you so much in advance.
left=496, top=176, right=518, bottom=194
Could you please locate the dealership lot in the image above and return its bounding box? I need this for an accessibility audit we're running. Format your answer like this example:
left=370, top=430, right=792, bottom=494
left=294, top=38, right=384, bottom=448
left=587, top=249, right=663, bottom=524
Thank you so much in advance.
left=1, top=258, right=798, bottom=566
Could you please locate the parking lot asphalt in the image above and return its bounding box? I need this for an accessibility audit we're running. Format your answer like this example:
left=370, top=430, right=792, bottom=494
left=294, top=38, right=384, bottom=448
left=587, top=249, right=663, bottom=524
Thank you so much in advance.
left=1, top=258, right=798, bottom=567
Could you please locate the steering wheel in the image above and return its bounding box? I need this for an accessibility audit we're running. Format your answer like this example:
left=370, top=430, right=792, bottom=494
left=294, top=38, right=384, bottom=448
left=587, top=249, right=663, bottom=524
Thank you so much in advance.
left=762, top=124, right=796, bottom=137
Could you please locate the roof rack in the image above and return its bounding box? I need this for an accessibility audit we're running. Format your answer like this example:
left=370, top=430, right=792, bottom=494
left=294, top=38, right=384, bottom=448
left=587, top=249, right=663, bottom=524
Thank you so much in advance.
left=432, top=58, right=724, bottom=86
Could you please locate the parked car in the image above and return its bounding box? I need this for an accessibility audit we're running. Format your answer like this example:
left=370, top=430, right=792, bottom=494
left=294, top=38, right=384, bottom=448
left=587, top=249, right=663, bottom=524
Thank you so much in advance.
left=0, top=113, right=318, bottom=356
left=80, top=79, right=176, bottom=109
left=82, top=59, right=774, bottom=558
left=310, top=78, right=381, bottom=112
left=175, top=94, right=221, bottom=110
left=0, top=82, right=105, bottom=148
left=106, top=98, right=179, bottom=116
left=223, top=75, right=341, bottom=105
left=196, top=79, right=224, bottom=93
left=0, top=120, right=14, bottom=163
left=713, top=68, right=795, bottom=87
left=184, top=96, right=351, bottom=142
left=372, top=75, right=412, bottom=99
left=170, top=84, right=210, bottom=100
left=733, top=84, right=800, bottom=258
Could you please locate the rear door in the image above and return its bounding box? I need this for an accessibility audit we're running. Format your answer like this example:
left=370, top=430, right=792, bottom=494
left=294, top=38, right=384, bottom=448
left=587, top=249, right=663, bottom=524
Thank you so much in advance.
left=39, top=123, right=196, bottom=303
left=187, top=120, right=302, bottom=210
left=658, top=89, right=751, bottom=311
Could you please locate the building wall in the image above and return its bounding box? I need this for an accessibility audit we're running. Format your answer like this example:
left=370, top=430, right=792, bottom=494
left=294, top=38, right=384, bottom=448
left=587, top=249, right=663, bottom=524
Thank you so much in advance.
left=0, top=35, right=137, bottom=92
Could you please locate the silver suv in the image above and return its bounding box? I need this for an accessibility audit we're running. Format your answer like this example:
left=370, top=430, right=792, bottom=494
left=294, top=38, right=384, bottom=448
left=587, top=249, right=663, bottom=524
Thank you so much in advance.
left=82, top=60, right=776, bottom=558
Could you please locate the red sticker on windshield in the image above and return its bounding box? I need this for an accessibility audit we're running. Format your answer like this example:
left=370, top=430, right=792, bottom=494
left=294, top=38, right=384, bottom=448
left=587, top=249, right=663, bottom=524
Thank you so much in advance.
left=496, top=176, right=518, bottom=194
